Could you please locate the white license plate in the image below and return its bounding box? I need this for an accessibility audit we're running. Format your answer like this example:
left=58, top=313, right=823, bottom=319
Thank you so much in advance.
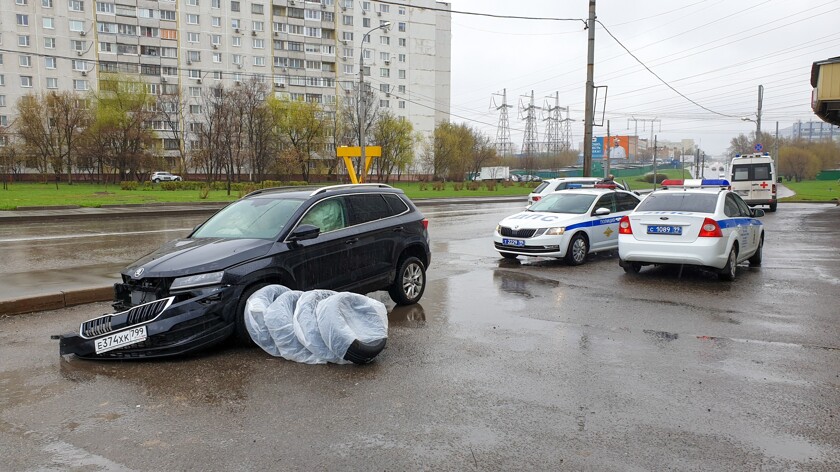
left=94, top=326, right=147, bottom=354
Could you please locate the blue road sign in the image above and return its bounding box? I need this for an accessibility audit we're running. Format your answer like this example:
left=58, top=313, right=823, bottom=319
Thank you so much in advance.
left=754, top=143, right=763, bottom=152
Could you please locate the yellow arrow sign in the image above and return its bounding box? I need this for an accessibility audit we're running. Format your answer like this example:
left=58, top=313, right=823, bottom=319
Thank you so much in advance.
left=336, top=146, right=382, bottom=183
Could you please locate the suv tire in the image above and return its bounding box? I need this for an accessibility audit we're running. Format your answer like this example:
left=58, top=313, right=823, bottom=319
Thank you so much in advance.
left=389, top=256, right=426, bottom=305
left=235, top=282, right=272, bottom=345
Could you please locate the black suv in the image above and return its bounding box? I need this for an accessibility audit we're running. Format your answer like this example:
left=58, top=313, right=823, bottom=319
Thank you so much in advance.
left=59, top=184, right=431, bottom=359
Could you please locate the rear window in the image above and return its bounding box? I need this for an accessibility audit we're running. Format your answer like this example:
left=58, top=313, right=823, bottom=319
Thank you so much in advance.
left=532, top=182, right=550, bottom=193
left=636, top=193, right=718, bottom=213
left=732, top=163, right=772, bottom=181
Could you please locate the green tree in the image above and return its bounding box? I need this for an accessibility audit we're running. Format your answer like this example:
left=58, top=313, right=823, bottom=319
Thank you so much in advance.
left=85, top=74, right=158, bottom=181
left=274, top=97, right=327, bottom=182
left=371, top=112, right=415, bottom=183
left=779, top=146, right=820, bottom=181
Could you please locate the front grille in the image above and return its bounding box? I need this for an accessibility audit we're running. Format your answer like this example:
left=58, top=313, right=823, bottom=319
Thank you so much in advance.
left=500, top=226, right=537, bottom=238
left=81, top=296, right=174, bottom=339
left=494, top=242, right=560, bottom=253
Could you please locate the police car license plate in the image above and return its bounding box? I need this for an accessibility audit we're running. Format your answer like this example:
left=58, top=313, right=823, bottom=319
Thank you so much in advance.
left=502, top=238, right=525, bottom=247
left=94, top=326, right=147, bottom=354
left=647, top=225, right=682, bottom=235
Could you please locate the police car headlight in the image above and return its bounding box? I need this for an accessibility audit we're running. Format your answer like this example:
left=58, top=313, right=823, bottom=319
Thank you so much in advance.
left=495, top=225, right=501, bottom=234
left=546, top=227, right=566, bottom=236
left=170, top=271, right=225, bottom=291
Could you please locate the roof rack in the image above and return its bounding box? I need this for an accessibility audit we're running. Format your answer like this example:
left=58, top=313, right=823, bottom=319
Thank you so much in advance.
left=310, top=183, right=393, bottom=196
left=243, top=185, right=323, bottom=198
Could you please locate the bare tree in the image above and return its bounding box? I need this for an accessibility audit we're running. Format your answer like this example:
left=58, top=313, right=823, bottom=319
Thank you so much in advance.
left=156, top=88, right=191, bottom=175
left=239, top=78, right=276, bottom=182
left=15, top=91, right=90, bottom=186
left=275, top=97, right=327, bottom=182
left=372, top=111, right=415, bottom=183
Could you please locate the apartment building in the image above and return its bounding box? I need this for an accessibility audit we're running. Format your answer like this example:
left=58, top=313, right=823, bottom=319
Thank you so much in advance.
left=0, top=0, right=451, bottom=164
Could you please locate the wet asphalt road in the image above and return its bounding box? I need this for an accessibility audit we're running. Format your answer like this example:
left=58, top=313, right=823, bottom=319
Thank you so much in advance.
left=1, top=202, right=839, bottom=470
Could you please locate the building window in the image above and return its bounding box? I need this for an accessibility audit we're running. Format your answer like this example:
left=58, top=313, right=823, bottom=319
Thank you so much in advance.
left=212, top=16, right=221, bottom=27
left=380, top=4, right=389, bottom=13
left=230, top=1, right=239, bottom=12
left=21, top=76, right=34, bottom=88
left=45, top=57, right=57, bottom=69
left=253, top=38, right=264, bottom=48
left=188, top=51, right=201, bottom=62
left=74, top=80, right=88, bottom=91
left=0, top=96, right=5, bottom=107
left=231, top=18, right=240, bottom=29
left=254, top=56, right=265, bottom=66
left=232, top=36, right=241, bottom=47
left=342, top=15, right=353, bottom=26
left=96, top=2, right=114, bottom=13
left=44, top=37, right=56, bottom=49
left=213, top=52, right=222, bottom=62
left=187, top=32, right=200, bottom=43
left=186, top=14, right=199, bottom=24
left=232, top=54, right=242, bottom=64
left=362, top=17, right=370, bottom=28
left=20, top=55, right=32, bottom=67
left=17, top=14, right=30, bottom=26
left=398, top=22, right=406, bottom=32
left=380, top=36, right=389, bottom=45
left=252, top=20, right=264, bottom=31
left=71, top=40, right=85, bottom=51
left=43, top=17, right=55, bottom=29
left=398, top=6, right=405, bottom=15
left=362, top=1, right=369, bottom=10
left=187, top=0, right=198, bottom=5
left=251, top=3, right=263, bottom=14
left=342, top=32, right=354, bottom=41
left=46, top=77, right=59, bottom=89
left=398, top=69, right=405, bottom=79
left=188, top=69, right=201, bottom=78
left=211, top=34, right=221, bottom=45
left=161, top=29, right=177, bottom=40
left=211, top=0, right=219, bottom=7
left=380, top=68, right=389, bottom=78
left=69, top=0, right=84, bottom=12
left=69, top=20, right=85, bottom=32
left=160, top=10, right=176, bottom=21
left=18, top=35, right=31, bottom=47
left=398, top=84, right=405, bottom=93
left=189, top=104, right=201, bottom=114
left=398, top=100, right=405, bottom=109
left=379, top=83, right=389, bottom=93
left=43, top=0, right=53, bottom=6
left=399, top=38, right=406, bottom=47
left=379, top=99, right=389, bottom=107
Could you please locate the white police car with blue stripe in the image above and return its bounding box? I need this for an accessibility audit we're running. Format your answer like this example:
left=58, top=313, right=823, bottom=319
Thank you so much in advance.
left=618, top=179, right=765, bottom=280
left=494, top=187, right=641, bottom=265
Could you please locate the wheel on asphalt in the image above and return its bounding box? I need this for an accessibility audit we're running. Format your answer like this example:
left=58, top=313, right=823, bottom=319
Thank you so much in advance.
left=388, top=256, right=426, bottom=305
left=500, top=252, right=518, bottom=259
left=564, top=233, right=588, bottom=266
left=234, top=282, right=272, bottom=345
left=768, top=202, right=777, bottom=212
left=748, top=235, right=763, bottom=266
left=621, top=260, right=641, bottom=274
left=343, top=338, right=387, bottom=364
left=718, top=246, right=738, bottom=281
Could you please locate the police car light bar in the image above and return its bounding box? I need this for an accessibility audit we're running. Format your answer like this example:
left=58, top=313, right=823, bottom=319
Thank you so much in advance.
left=567, top=183, right=583, bottom=189
left=660, top=179, right=731, bottom=189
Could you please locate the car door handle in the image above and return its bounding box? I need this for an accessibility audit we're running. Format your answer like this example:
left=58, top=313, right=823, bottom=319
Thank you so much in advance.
left=392, top=226, right=404, bottom=232
left=345, top=238, right=359, bottom=245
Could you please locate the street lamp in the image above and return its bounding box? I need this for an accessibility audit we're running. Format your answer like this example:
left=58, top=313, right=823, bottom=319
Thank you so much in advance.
left=358, top=21, right=391, bottom=182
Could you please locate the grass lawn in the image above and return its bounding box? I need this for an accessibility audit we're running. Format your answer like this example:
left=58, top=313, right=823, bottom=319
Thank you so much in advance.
left=0, top=181, right=539, bottom=210
left=780, top=180, right=840, bottom=202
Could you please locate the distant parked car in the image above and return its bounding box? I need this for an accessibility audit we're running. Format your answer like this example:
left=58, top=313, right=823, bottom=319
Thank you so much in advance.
left=151, top=171, right=182, bottom=183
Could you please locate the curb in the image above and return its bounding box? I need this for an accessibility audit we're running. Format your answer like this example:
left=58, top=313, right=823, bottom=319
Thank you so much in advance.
left=0, top=287, right=113, bottom=317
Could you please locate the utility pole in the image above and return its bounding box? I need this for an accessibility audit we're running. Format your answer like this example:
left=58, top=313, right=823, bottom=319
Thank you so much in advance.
left=582, top=0, right=596, bottom=177
left=605, top=119, right=610, bottom=178
left=652, top=135, right=658, bottom=190
left=756, top=84, right=764, bottom=137
left=774, top=121, right=779, bottom=177
left=520, top=91, right=540, bottom=171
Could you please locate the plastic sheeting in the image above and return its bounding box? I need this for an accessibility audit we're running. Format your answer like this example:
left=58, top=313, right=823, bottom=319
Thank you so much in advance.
left=244, top=285, right=388, bottom=364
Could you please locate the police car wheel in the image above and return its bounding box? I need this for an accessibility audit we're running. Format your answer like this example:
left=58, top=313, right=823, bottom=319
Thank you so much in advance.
left=748, top=236, right=763, bottom=266
left=564, top=233, right=588, bottom=266
left=500, top=252, right=518, bottom=259
left=718, top=247, right=738, bottom=281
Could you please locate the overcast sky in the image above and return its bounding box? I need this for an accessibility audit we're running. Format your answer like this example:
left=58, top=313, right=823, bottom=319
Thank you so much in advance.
left=446, top=0, right=839, bottom=157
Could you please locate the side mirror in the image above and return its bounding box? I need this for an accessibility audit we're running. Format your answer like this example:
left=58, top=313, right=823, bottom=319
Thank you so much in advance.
left=751, top=209, right=765, bottom=218
left=594, top=207, right=611, bottom=216
left=288, top=224, right=320, bottom=242
left=776, top=177, right=782, bottom=183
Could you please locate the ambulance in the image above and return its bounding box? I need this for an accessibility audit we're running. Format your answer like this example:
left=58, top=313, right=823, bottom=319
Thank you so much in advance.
left=729, top=153, right=777, bottom=212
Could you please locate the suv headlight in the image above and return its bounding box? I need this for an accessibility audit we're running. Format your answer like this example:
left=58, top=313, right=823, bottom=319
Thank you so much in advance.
left=545, top=227, right=566, bottom=236
left=170, top=271, right=225, bottom=290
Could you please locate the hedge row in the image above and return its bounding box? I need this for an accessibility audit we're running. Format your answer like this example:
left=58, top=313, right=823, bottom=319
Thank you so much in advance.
left=119, top=180, right=310, bottom=191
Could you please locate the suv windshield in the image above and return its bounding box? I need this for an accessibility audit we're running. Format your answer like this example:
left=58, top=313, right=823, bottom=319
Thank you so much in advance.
left=529, top=193, right=596, bottom=214
left=636, top=193, right=718, bottom=213
left=193, top=197, right=305, bottom=239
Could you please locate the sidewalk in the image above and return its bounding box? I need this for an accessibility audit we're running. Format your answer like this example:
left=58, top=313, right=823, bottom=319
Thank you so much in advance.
left=0, top=196, right=527, bottom=316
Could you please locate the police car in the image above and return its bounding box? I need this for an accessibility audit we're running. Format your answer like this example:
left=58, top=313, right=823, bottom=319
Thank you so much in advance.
left=527, top=177, right=626, bottom=206
left=618, top=179, right=765, bottom=280
left=494, top=186, right=641, bottom=265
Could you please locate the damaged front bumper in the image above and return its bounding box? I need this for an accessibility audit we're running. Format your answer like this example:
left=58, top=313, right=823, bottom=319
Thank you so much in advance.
left=59, top=287, right=236, bottom=359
